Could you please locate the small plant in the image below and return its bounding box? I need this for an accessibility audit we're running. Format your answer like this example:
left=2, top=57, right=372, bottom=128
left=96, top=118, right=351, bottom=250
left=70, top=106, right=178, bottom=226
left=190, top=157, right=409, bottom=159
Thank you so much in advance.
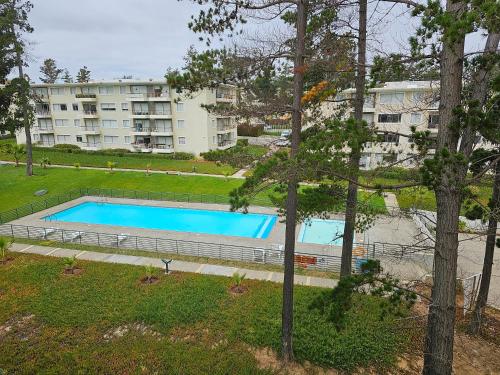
left=0, top=236, right=13, bottom=262
left=143, top=264, right=157, bottom=284
left=230, top=272, right=247, bottom=293
left=146, top=163, right=151, bottom=176
left=3, top=144, right=26, bottom=166
left=73, top=162, right=81, bottom=169
left=39, top=156, right=51, bottom=169
left=64, top=255, right=77, bottom=274
left=107, top=161, right=117, bottom=172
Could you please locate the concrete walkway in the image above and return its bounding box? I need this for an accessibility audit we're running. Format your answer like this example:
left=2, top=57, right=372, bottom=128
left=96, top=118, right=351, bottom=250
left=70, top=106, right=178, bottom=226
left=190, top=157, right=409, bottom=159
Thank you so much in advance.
left=231, top=168, right=248, bottom=178
left=9, top=243, right=338, bottom=289
left=383, top=192, right=400, bottom=214
left=0, top=160, right=246, bottom=180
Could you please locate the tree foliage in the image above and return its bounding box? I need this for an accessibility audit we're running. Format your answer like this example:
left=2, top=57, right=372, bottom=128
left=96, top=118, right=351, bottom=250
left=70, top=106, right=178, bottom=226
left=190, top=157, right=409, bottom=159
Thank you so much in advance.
left=76, top=66, right=91, bottom=83
left=39, top=58, right=63, bottom=83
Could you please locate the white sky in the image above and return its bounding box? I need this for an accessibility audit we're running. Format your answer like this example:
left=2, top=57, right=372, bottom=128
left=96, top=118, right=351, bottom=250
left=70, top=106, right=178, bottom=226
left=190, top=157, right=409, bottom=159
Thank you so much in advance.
left=23, top=0, right=486, bottom=83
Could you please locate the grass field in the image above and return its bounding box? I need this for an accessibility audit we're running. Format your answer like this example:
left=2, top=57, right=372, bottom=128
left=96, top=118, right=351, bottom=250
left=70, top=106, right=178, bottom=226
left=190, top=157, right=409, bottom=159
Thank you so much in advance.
left=0, top=252, right=410, bottom=373
left=0, top=165, right=387, bottom=214
left=0, top=138, right=236, bottom=175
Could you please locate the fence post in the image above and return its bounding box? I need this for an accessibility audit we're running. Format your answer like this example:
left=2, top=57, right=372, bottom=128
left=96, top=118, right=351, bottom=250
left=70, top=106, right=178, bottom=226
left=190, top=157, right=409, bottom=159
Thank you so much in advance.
left=97, top=233, right=100, bottom=246
left=61, top=230, right=64, bottom=242
left=15, top=208, right=19, bottom=219
left=26, top=226, right=30, bottom=239
left=10, top=224, right=14, bottom=238
left=30, top=204, right=34, bottom=214
left=155, top=238, right=158, bottom=251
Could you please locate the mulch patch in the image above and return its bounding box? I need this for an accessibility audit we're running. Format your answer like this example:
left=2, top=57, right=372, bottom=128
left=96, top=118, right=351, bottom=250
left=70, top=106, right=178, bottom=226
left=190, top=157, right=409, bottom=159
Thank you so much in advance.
left=140, top=276, right=160, bottom=285
left=0, top=257, right=15, bottom=265
left=229, top=285, right=248, bottom=295
left=63, top=267, right=84, bottom=276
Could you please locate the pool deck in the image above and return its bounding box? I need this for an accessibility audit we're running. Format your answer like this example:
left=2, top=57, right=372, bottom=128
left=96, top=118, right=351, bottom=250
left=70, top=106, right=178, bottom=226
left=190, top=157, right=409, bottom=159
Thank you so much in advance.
left=9, top=242, right=338, bottom=289
left=8, top=196, right=364, bottom=257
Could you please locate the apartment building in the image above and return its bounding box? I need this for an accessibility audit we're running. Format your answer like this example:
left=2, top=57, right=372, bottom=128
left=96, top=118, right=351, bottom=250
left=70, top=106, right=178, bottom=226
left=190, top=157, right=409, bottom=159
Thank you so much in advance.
left=15, top=80, right=237, bottom=155
left=322, top=80, right=446, bottom=169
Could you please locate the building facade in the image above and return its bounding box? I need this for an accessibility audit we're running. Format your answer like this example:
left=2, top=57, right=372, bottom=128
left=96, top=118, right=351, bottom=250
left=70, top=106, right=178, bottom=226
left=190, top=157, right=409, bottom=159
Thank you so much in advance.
left=323, top=81, right=446, bottom=169
left=15, top=80, right=237, bottom=155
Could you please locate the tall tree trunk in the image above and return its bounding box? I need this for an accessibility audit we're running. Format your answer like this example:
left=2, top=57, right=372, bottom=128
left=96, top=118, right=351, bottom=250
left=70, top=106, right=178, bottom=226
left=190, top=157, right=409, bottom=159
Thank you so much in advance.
left=281, top=0, right=307, bottom=362
left=340, top=0, right=367, bottom=278
left=423, top=1, right=465, bottom=374
left=468, top=158, right=500, bottom=334
left=12, top=24, right=32, bottom=176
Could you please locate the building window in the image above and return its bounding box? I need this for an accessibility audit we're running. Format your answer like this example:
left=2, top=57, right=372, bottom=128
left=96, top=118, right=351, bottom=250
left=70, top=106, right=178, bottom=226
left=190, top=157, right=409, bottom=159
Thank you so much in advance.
left=81, top=86, right=96, bottom=94
left=176, top=102, right=184, bottom=112
left=428, top=113, right=439, bottom=129
left=364, top=94, right=375, bottom=108
left=53, top=104, right=67, bottom=111
left=70, top=87, right=77, bottom=95
left=102, top=120, right=118, bottom=128
left=100, top=103, right=116, bottom=111
left=379, top=92, right=404, bottom=105
left=104, top=135, right=119, bottom=144
left=50, top=87, right=65, bottom=95
left=177, top=120, right=185, bottom=129
left=38, top=119, right=52, bottom=128
left=74, top=119, right=80, bottom=127
left=383, top=153, right=397, bottom=163
left=57, top=135, right=71, bottom=143
left=178, top=136, right=186, bottom=145
left=72, top=103, right=79, bottom=111
left=76, top=136, right=83, bottom=143
left=410, top=112, right=422, bottom=124
left=54, top=119, right=69, bottom=127
left=412, top=92, right=425, bottom=103
left=378, top=113, right=401, bottom=123
left=98, top=86, right=114, bottom=95
left=124, top=136, right=131, bottom=144
left=120, top=86, right=126, bottom=94
left=121, top=103, right=128, bottom=111
left=378, top=132, right=400, bottom=143
left=122, top=120, right=130, bottom=128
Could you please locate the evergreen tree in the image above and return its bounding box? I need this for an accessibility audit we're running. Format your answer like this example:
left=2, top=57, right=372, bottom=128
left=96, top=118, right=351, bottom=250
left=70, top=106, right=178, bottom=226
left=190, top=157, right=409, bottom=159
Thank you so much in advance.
left=76, top=66, right=91, bottom=83
left=39, top=58, right=63, bottom=83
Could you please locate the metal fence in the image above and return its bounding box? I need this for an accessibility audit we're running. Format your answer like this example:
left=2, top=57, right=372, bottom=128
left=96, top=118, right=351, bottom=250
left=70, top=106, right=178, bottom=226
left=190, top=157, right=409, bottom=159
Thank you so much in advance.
left=0, top=223, right=363, bottom=274
left=0, top=187, right=272, bottom=224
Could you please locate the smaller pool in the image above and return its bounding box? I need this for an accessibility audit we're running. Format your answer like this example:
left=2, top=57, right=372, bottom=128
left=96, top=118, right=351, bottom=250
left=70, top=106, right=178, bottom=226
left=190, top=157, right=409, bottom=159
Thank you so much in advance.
left=298, top=218, right=348, bottom=245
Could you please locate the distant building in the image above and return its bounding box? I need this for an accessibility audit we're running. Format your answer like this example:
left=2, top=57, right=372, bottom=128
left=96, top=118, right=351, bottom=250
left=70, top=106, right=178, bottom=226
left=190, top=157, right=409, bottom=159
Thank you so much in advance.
left=322, top=80, right=454, bottom=169
left=14, top=80, right=237, bottom=155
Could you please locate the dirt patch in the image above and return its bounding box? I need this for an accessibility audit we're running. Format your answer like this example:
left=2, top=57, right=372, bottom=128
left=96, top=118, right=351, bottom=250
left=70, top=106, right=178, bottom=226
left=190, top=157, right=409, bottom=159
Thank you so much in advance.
left=229, top=285, right=248, bottom=295
left=0, top=314, right=40, bottom=341
left=0, top=257, right=15, bottom=265
left=103, top=322, right=162, bottom=342
left=63, top=267, right=84, bottom=276
left=169, top=326, right=228, bottom=349
left=252, top=348, right=339, bottom=375
left=140, top=276, right=160, bottom=285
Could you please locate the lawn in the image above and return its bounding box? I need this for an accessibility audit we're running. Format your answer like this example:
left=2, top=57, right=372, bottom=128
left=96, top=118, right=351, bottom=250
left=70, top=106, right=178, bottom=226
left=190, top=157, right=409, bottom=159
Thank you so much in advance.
left=0, top=252, right=410, bottom=373
left=0, top=165, right=387, bottom=214
left=0, top=138, right=236, bottom=175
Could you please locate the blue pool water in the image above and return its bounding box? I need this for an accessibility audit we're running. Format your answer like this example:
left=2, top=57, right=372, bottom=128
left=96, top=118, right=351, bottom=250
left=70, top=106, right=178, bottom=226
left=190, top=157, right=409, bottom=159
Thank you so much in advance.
left=298, top=218, right=348, bottom=245
left=45, top=202, right=277, bottom=239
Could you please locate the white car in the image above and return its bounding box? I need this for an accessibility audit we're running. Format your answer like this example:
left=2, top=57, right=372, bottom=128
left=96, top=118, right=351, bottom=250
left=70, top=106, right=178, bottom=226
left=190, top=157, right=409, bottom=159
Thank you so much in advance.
left=280, top=130, right=291, bottom=138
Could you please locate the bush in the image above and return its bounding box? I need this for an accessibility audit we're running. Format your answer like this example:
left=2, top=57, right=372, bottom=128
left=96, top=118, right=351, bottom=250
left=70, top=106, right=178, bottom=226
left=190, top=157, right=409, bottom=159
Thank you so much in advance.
left=201, top=145, right=258, bottom=168
left=363, top=167, right=420, bottom=182
left=53, top=144, right=81, bottom=150
left=237, top=139, right=249, bottom=147
left=237, top=123, right=263, bottom=137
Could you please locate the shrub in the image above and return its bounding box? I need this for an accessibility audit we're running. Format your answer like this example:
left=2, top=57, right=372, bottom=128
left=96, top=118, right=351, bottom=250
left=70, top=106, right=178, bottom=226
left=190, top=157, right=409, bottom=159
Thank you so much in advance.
left=39, top=157, right=51, bottom=169
left=232, top=272, right=246, bottom=287
left=73, top=162, right=80, bottom=169
left=107, top=161, right=117, bottom=172
left=101, top=148, right=131, bottom=155
left=63, top=256, right=77, bottom=273
left=0, top=236, right=12, bottom=261
left=237, top=139, right=249, bottom=147
left=53, top=144, right=81, bottom=150
left=201, top=144, right=258, bottom=168
left=237, top=123, right=263, bottom=137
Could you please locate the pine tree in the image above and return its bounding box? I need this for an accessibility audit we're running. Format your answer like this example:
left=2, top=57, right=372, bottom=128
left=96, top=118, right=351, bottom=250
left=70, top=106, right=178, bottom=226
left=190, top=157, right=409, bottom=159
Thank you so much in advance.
left=61, top=69, right=73, bottom=83
left=76, top=66, right=91, bottom=83
left=39, top=58, right=63, bottom=83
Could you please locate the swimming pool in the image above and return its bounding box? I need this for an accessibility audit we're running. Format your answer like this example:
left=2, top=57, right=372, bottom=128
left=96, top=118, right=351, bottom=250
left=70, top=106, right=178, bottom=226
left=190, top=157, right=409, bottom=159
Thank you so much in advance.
left=45, top=202, right=277, bottom=239
left=298, top=218, right=347, bottom=245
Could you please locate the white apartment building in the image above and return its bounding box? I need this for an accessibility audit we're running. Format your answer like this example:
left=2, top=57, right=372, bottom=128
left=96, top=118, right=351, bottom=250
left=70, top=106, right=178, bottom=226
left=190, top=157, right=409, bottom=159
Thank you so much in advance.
left=15, top=80, right=237, bottom=155
left=323, top=80, right=445, bottom=169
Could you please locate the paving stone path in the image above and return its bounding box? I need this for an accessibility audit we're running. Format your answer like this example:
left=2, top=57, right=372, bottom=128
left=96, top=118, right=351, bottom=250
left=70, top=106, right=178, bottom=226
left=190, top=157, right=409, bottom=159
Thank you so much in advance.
left=9, top=243, right=337, bottom=289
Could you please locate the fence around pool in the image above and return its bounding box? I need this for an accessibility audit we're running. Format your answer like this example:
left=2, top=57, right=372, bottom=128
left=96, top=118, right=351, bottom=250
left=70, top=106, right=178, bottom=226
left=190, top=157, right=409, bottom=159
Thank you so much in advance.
left=0, top=188, right=432, bottom=274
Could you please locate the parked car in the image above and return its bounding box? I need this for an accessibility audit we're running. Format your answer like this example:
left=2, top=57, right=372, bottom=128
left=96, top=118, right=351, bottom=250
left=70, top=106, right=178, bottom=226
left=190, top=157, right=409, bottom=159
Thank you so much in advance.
left=280, top=130, right=291, bottom=138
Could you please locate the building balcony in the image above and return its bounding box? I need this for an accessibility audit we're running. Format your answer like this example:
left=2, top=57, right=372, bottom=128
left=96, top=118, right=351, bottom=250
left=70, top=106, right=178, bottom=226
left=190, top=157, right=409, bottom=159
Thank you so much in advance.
left=131, top=142, right=153, bottom=153
left=152, top=144, right=174, bottom=153
left=149, top=110, right=172, bottom=118
left=131, top=110, right=150, bottom=118
left=34, top=127, right=54, bottom=134
left=131, top=127, right=152, bottom=135
left=37, top=140, right=55, bottom=147
left=82, top=110, right=99, bottom=118
left=75, top=94, right=97, bottom=102
left=146, top=92, right=170, bottom=101
left=216, top=125, right=236, bottom=133
left=216, top=91, right=236, bottom=103
left=150, top=128, right=173, bottom=136
left=81, top=142, right=101, bottom=151
left=217, top=140, right=236, bottom=150
left=35, top=110, right=51, bottom=118
left=80, top=126, right=101, bottom=135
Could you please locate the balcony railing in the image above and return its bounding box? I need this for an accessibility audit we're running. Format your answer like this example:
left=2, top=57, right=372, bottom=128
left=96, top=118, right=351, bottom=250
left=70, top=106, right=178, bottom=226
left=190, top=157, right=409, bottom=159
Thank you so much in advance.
left=82, top=142, right=101, bottom=148
left=152, top=127, right=173, bottom=133
left=35, top=126, right=54, bottom=132
left=80, top=125, right=100, bottom=132
left=146, top=92, right=169, bottom=98
left=218, top=140, right=235, bottom=147
left=76, top=93, right=97, bottom=99
left=132, top=110, right=150, bottom=115
left=152, top=144, right=174, bottom=150
left=132, top=127, right=152, bottom=133
left=83, top=110, right=98, bottom=115
left=150, top=110, right=172, bottom=116
left=38, top=140, right=55, bottom=146
left=36, top=110, right=51, bottom=116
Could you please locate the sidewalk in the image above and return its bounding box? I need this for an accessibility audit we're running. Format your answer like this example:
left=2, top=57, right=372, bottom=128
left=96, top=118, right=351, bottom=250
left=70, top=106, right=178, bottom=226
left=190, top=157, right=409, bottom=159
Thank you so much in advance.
left=9, top=243, right=337, bottom=289
left=0, top=161, right=246, bottom=180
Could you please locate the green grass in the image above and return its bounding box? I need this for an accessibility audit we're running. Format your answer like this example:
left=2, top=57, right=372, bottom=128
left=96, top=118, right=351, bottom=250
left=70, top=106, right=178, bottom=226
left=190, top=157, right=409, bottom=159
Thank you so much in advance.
left=0, top=139, right=236, bottom=175
left=0, top=252, right=411, bottom=373
left=0, top=165, right=387, bottom=214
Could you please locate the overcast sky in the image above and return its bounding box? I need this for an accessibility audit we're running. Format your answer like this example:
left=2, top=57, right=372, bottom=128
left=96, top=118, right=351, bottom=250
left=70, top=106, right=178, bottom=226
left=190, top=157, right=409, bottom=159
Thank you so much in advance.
left=23, top=0, right=484, bottom=83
